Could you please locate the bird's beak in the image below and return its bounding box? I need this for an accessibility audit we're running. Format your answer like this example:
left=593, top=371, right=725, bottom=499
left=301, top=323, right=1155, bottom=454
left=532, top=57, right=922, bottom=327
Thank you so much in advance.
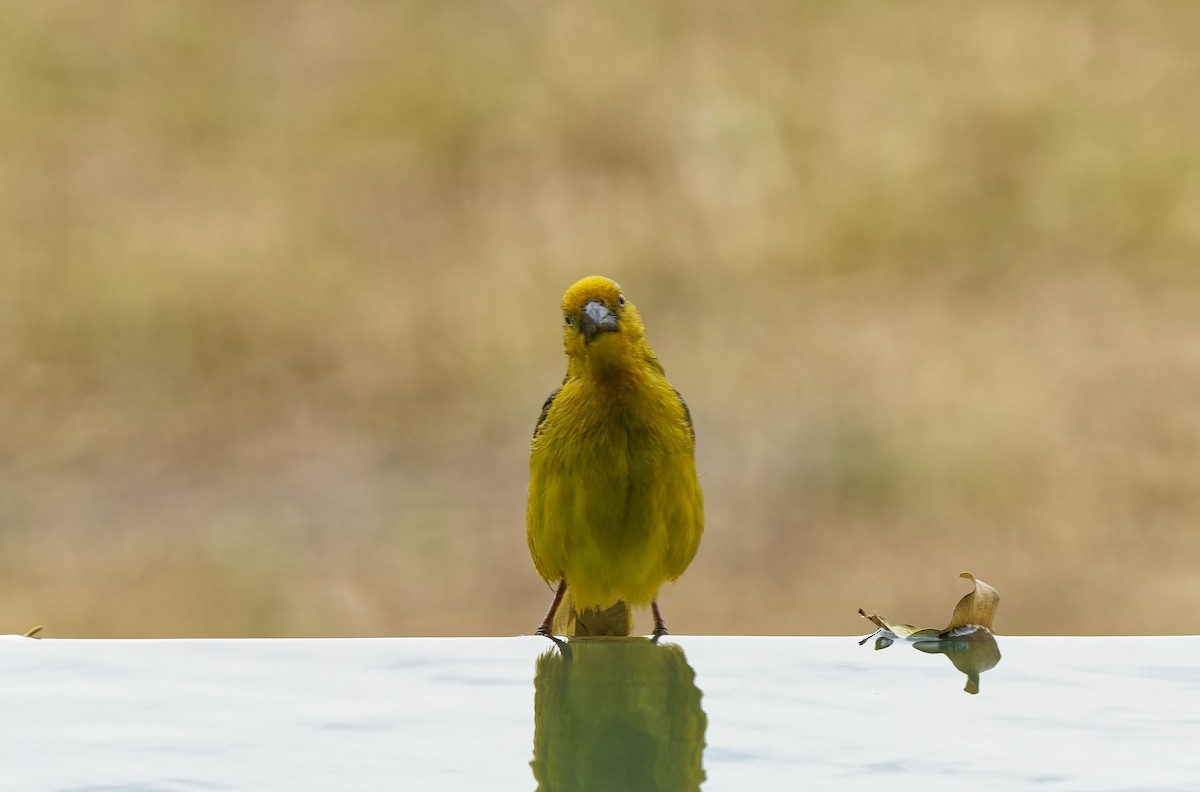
left=580, top=299, right=618, bottom=342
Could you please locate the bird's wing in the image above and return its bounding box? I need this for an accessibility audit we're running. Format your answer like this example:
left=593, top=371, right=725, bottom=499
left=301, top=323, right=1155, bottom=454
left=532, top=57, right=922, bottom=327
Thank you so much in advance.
left=533, top=386, right=562, bottom=438
left=674, top=388, right=696, bottom=445
left=644, top=351, right=694, bottom=444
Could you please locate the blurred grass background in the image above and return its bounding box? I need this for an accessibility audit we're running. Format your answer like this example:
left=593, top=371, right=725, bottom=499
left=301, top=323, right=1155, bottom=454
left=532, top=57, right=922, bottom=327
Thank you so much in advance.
left=3, top=2, right=1199, bottom=637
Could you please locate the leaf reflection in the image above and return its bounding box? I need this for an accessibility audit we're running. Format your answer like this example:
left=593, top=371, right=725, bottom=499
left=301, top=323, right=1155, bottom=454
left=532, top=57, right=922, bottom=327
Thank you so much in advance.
left=531, top=638, right=707, bottom=791
left=864, top=626, right=1002, bottom=694
left=913, top=627, right=1002, bottom=695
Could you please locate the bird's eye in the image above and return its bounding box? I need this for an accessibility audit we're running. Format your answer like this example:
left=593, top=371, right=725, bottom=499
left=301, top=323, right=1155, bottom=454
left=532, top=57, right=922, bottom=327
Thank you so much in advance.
left=565, top=315, right=574, bottom=326
left=617, top=294, right=626, bottom=307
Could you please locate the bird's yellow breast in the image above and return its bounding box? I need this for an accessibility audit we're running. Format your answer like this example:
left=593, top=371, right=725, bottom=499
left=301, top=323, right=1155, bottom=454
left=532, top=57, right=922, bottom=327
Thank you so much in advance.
left=527, top=363, right=703, bottom=609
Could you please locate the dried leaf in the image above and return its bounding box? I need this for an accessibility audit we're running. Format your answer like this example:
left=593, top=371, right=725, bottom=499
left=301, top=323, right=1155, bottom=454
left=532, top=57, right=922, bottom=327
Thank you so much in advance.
left=946, top=572, right=1000, bottom=631
left=858, top=571, right=1000, bottom=646
left=856, top=610, right=940, bottom=644
left=859, top=573, right=1003, bottom=694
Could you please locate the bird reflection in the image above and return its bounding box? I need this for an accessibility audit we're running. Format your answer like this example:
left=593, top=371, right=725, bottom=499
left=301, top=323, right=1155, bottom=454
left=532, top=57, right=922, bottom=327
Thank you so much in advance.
left=912, top=627, right=1002, bottom=694
left=531, top=638, right=707, bottom=791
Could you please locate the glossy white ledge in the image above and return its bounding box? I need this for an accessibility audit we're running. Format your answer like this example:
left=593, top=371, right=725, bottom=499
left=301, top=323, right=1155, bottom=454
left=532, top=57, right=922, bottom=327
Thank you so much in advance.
left=1, top=635, right=1197, bottom=790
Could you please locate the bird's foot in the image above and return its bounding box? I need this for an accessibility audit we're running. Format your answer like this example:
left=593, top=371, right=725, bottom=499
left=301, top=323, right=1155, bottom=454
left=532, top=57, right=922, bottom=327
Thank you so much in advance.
left=535, top=580, right=568, bottom=641
left=650, top=600, right=669, bottom=643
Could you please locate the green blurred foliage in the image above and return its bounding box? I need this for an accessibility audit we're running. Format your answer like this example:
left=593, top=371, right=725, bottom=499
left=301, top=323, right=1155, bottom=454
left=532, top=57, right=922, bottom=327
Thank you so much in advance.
left=2, top=2, right=1199, bottom=635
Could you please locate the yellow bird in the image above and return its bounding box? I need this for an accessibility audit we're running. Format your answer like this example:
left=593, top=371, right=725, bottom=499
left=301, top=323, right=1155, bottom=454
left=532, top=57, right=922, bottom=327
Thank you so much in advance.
left=527, top=276, right=704, bottom=637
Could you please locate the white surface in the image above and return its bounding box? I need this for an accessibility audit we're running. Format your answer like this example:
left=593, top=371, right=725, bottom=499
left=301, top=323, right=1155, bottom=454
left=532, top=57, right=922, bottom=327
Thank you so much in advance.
left=1, top=635, right=1197, bottom=790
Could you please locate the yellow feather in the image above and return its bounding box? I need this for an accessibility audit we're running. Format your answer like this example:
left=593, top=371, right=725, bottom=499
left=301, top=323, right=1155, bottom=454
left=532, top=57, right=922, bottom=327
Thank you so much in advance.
left=527, top=276, right=704, bottom=635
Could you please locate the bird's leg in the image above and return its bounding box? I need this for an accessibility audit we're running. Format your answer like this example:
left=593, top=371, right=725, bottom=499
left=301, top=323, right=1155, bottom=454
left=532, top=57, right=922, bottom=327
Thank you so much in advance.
left=651, top=600, right=669, bottom=642
left=536, top=580, right=569, bottom=638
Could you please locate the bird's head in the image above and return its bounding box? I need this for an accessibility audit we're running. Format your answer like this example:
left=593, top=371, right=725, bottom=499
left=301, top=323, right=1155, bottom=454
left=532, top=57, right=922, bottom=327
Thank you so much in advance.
left=560, top=276, right=648, bottom=374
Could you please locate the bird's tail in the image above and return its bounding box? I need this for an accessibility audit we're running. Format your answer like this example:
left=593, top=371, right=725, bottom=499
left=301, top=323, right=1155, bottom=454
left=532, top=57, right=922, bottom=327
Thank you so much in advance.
left=553, top=590, right=633, bottom=636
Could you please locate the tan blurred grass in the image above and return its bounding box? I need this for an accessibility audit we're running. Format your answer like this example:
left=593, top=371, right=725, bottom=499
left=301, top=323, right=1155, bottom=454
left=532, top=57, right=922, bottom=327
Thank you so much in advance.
left=3, top=3, right=1200, bottom=636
